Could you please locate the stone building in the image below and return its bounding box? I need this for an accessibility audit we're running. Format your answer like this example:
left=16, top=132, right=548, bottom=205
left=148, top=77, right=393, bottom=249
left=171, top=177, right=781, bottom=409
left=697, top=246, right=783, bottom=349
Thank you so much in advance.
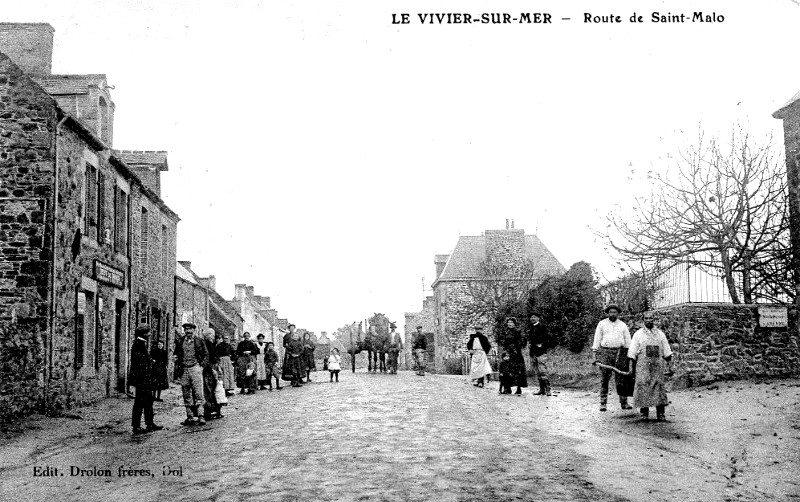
left=427, top=223, right=564, bottom=371
left=175, top=261, right=243, bottom=345
left=0, top=23, right=178, bottom=416
left=230, top=284, right=285, bottom=359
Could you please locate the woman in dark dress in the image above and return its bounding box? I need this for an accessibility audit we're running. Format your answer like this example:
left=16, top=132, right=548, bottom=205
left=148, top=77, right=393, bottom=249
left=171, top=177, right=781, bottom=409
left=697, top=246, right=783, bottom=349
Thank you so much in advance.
left=498, top=317, right=528, bottom=395
left=202, top=328, right=222, bottom=419
left=149, top=340, right=170, bottom=401
left=236, top=331, right=259, bottom=394
left=302, top=332, right=316, bottom=383
left=283, top=331, right=305, bottom=387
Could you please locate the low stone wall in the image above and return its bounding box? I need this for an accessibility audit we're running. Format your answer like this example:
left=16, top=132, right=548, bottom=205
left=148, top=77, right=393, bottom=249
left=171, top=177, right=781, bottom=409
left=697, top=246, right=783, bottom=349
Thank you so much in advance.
left=511, top=304, right=800, bottom=390
left=645, top=303, right=800, bottom=387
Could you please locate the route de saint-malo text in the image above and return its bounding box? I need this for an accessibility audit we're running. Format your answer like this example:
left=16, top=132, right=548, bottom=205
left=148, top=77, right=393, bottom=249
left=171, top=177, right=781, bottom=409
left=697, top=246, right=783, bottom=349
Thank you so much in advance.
left=391, top=12, right=724, bottom=25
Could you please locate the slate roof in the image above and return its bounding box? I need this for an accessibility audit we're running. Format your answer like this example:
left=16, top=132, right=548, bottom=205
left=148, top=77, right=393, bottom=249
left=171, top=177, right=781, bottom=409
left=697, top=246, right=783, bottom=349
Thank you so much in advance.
left=175, top=261, right=199, bottom=285
left=773, top=89, right=800, bottom=119
left=33, top=74, right=107, bottom=95
left=433, top=234, right=565, bottom=286
left=114, top=150, right=169, bottom=171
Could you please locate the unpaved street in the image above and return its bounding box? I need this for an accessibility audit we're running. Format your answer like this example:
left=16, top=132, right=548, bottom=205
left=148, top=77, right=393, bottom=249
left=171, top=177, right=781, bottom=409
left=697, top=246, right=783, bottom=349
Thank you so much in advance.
left=1, top=373, right=798, bottom=502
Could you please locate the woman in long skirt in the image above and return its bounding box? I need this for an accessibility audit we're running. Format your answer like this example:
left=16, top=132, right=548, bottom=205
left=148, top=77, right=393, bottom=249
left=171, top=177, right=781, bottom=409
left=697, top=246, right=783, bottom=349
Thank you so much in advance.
left=236, top=332, right=259, bottom=394
left=467, top=326, right=493, bottom=387
left=498, top=317, right=528, bottom=395
left=628, top=318, right=673, bottom=421
left=283, top=331, right=305, bottom=387
left=255, top=334, right=268, bottom=389
left=302, top=332, right=316, bottom=383
left=149, top=340, right=170, bottom=401
left=215, top=335, right=236, bottom=396
left=202, top=328, right=222, bottom=419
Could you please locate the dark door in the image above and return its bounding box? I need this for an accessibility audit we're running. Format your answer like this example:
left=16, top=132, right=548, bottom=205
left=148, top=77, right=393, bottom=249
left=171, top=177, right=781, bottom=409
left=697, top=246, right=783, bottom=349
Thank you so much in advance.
left=114, top=300, right=126, bottom=392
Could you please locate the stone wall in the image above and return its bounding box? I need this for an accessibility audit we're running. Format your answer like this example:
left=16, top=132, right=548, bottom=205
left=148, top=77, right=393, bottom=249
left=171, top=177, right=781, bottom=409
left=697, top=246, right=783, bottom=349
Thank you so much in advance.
left=174, top=275, right=208, bottom=328
left=0, top=24, right=53, bottom=75
left=644, top=304, right=800, bottom=387
left=0, top=52, right=55, bottom=419
left=50, top=122, right=129, bottom=409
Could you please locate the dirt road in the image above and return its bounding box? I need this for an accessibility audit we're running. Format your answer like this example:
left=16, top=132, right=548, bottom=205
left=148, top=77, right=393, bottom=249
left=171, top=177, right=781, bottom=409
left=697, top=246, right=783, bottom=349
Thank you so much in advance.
left=0, top=372, right=798, bottom=501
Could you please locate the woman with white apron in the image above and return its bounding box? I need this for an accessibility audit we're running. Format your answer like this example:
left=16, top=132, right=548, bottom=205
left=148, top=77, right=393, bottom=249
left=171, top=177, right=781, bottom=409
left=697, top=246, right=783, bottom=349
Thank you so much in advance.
left=467, top=326, right=493, bottom=388
left=627, top=318, right=673, bottom=421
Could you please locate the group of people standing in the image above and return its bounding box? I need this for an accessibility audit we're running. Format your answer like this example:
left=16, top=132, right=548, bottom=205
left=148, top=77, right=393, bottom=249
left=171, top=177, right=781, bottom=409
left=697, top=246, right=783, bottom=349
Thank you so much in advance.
left=466, top=306, right=673, bottom=422
left=465, top=314, right=552, bottom=397
left=592, top=304, right=673, bottom=421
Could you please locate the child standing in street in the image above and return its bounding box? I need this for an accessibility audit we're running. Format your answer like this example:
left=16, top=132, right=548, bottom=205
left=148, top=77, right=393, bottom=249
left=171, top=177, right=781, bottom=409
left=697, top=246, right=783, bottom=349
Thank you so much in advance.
left=498, top=352, right=512, bottom=394
left=328, top=348, right=342, bottom=383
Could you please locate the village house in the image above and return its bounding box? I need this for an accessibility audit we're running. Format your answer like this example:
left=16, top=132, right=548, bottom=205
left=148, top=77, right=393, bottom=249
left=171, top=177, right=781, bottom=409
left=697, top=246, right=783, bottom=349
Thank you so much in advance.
left=229, top=284, right=285, bottom=359
left=423, top=222, right=565, bottom=371
left=0, top=23, right=178, bottom=416
left=175, top=261, right=244, bottom=346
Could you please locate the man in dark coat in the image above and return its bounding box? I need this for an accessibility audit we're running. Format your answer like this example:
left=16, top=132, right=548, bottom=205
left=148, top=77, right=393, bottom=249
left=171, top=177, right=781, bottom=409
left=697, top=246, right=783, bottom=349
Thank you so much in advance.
left=527, top=312, right=552, bottom=396
left=128, top=324, right=163, bottom=435
left=411, top=325, right=428, bottom=376
left=173, top=322, right=209, bottom=425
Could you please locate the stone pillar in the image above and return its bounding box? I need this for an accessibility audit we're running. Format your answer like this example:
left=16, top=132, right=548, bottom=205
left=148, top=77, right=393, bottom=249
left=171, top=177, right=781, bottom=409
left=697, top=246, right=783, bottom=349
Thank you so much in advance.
left=774, top=92, right=800, bottom=329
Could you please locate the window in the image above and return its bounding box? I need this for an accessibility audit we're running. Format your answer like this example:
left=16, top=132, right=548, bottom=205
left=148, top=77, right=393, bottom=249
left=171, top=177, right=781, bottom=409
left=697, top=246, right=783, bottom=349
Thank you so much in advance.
left=94, top=296, right=103, bottom=371
left=75, top=290, right=95, bottom=371
left=97, top=171, right=106, bottom=244
left=115, top=187, right=129, bottom=255
left=140, top=207, right=148, bottom=281
left=85, top=163, right=98, bottom=239
left=161, top=224, right=168, bottom=281
left=75, top=291, right=86, bottom=369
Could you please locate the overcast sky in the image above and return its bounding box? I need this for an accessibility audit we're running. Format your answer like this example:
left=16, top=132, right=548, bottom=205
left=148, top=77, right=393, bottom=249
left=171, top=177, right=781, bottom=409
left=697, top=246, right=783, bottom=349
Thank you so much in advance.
left=4, top=0, right=800, bottom=334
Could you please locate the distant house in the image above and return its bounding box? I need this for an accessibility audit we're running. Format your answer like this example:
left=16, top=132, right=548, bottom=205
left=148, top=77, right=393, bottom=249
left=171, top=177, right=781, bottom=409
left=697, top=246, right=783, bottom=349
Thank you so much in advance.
left=425, top=221, right=564, bottom=371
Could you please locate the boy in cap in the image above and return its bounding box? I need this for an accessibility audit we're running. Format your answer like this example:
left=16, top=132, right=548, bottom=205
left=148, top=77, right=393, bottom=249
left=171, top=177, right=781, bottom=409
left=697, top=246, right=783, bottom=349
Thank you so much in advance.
left=128, top=324, right=163, bottom=434
left=592, top=305, right=632, bottom=412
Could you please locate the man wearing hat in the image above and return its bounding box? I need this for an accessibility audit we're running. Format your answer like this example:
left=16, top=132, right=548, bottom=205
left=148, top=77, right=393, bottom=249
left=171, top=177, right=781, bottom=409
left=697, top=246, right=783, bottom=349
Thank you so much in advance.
left=411, top=325, right=428, bottom=376
left=173, top=322, right=209, bottom=425
left=592, top=305, right=632, bottom=412
left=128, top=324, right=163, bottom=434
left=386, top=322, right=402, bottom=374
left=527, top=312, right=552, bottom=396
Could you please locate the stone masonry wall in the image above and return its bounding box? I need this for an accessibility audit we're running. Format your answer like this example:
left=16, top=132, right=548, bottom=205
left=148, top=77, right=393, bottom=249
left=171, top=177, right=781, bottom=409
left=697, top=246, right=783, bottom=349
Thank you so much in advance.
left=0, top=52, right=55, bottom=419
left=643, top=304, right=800, bottom=387
left=49, top=124, right=129, bottom=409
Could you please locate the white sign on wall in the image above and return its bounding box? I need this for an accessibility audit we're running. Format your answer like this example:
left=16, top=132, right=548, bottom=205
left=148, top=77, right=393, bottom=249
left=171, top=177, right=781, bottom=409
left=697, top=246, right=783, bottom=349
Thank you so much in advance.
left=758, top=306, right=788, bottom=328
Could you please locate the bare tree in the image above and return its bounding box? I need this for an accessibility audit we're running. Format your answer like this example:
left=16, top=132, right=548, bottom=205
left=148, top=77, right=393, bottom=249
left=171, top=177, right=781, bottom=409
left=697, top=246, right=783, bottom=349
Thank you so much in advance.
left=600, top=127, right=791, bottom=304
left=447, top=256, right=545, bottom=337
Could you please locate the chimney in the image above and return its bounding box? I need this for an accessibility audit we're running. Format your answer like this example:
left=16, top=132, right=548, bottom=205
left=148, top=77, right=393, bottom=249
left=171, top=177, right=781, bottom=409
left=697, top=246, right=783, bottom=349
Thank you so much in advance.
left=506, top=219, right=509, bottom=229
left=511, top=219, right=515, bottom=229
left=434, top=254, right=449, bottom=278
left=113, top=151, right=168, bottom=196
left=246, top=286, right=254, bottom=298
left=0, top=23, right=54, bottom=75
left=207, top=275, right=216, bottom=291
left=178, top=260, right=192, bottom=271
left=485, top=226, right=525, bottom=266
left=234, top=284, right=247, bottom=301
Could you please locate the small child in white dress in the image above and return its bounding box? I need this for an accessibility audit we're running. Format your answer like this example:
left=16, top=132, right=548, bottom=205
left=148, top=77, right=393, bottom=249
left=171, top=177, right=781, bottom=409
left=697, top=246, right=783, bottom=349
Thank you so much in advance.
left=328, top=348, right=342, bottom=383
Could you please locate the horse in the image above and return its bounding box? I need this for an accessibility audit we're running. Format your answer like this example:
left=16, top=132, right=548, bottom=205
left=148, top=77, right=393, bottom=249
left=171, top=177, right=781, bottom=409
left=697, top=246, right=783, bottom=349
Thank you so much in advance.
left=364, top=326, right=384, bottom=373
